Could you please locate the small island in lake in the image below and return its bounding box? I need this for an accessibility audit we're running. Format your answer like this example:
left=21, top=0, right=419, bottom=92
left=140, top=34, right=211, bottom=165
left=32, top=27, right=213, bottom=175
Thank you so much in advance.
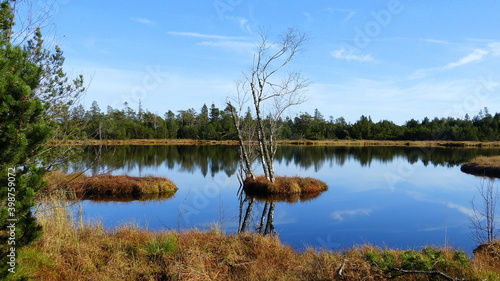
left=243, top=176, right=328, bottom=195
left=44, top=172, right=178, bottom=200
left=461, top=156, right=500, bottom=178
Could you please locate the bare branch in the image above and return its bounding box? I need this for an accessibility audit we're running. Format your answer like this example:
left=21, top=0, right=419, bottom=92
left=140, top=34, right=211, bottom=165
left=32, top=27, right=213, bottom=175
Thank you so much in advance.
left=470, top=178, right=500, bottom=244
left=228, top=28, right=308, bottom=182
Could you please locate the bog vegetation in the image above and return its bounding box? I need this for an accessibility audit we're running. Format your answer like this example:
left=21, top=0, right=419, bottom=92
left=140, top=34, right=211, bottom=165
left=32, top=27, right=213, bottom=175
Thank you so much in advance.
left=44, top=172, right=178, bottom=200
left=9, top=199, right=500, bottom=281
left=243, top=176, right=328, bottom=195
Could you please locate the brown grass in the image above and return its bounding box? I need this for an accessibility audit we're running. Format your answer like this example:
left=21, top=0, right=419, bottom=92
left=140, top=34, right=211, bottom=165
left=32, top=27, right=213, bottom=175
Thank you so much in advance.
left=243, top=176, right=328, bottom=195
left=11, top=200, right=500, bottom=281
left=50, top=138, right=500, bottom=148
left=461, top=156, right=500, bottom=178
left=469, top=156, right=500, bottom=167
left=44, top=171, right=178, bottom=199
left=473, top=240, right=500, bottom=275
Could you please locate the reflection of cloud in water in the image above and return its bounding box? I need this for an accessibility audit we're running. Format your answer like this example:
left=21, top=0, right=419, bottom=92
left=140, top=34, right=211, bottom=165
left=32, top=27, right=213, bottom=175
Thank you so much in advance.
left=405, top=190, right=474, bottom=217
left=270, top=208, right=297, bottom=226
left=418, top=226, right=446, bottom=232
left=445, top=202, right=474, bottom=217
left=331, top=208, right=373, bottom=221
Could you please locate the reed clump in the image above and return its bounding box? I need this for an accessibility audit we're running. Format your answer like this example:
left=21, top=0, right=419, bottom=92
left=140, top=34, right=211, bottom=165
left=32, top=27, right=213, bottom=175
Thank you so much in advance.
left=10, top=198, right=500, bottom=281
left=44, top=171, right=178, bottom=199
left=243, top=176, right=328, bottom=195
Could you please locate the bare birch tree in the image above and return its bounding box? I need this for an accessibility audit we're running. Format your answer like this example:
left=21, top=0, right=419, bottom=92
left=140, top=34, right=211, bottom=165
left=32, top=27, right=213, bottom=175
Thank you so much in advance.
left=229, top=28, right=309, bottom=182
left=470, top=178, right=500, bottom=244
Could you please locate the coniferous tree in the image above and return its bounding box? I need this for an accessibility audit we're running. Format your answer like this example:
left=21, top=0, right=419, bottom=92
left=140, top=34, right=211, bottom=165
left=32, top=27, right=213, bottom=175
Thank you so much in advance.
left=0, top=1, right=53, bottom=277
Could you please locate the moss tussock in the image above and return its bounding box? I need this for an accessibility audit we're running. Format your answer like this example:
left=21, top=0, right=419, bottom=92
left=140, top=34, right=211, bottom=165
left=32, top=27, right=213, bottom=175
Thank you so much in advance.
left=44, top=172, right=178, bottom=199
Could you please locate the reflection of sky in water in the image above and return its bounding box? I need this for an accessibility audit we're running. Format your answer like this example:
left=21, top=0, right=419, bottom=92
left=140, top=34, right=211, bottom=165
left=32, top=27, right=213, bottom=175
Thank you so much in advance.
left=73, top=146, right=498, bottom=254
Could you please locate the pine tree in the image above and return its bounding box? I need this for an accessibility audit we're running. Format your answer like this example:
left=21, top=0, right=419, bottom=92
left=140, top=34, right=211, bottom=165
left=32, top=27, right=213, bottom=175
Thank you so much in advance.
left=0, top=1, right=60, bottom=277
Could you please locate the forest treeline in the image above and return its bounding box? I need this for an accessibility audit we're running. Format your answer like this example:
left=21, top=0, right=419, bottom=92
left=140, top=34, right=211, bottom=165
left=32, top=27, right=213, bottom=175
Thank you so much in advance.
left=61, top=101, right=500, bottom=141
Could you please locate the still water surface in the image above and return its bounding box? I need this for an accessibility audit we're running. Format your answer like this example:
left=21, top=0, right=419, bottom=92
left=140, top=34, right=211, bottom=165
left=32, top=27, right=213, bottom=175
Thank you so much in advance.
left=68, top=145, right=500, bottom=254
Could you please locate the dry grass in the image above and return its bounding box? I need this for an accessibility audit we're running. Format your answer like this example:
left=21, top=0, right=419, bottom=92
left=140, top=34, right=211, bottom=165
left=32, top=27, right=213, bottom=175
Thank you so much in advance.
left=50, top=138, right=500, bottom=148
left=8, top=198, right=500, bottom=281
left=474, top=240, right=500, bottom=276
left=243, top=176, right=328, bottom=195
left=44, top=171, right=178, bottom=199
left=469, top=156, right=500, bottom=168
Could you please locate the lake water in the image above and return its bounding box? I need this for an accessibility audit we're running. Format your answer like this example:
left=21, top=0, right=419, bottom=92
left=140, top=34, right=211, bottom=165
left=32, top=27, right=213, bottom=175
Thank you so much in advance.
left=68, top=145, right=500, bottom=254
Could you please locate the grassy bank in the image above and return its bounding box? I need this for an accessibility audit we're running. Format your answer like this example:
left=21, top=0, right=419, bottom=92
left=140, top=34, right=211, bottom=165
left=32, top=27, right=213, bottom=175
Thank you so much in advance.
left=44, top=172, right=178, bottom=199
left=461, top=155, right=500, bottom=178
left=9, top=200, right=500, bottom=281
left=243, top=176, right=328, bottom=195
left=50, top=138, right=500, bottom=148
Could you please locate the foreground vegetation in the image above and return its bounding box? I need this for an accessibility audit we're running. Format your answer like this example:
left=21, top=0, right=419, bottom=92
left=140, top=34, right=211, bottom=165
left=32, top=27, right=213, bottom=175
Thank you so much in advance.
left=461, top=156, right=500, bottom=178
left=8, top=199, right=500, bottom=281
left=45, top=172, right=178, bottom=200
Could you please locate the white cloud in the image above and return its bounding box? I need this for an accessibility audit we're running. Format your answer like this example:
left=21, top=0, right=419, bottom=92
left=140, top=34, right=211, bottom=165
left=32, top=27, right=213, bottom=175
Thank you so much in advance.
left=410, top=42, right=500, bottom=79
left=198, top=40, right=257, bottom=52
left=167, top=31, right=245, bottom=41
left=421, top=38, right=450, bottom=45
left=331, top=48, right=374, bottom=62
left=445, top=48, right=489, bottom=69
left=130, top=17, right=154, bottom=25
left=488, top=42, right=500, bottom=56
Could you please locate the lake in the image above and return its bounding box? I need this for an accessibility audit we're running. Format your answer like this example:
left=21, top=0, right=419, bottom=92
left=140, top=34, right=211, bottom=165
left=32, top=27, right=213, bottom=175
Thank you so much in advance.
left=67, top=145, right=500, bottom=254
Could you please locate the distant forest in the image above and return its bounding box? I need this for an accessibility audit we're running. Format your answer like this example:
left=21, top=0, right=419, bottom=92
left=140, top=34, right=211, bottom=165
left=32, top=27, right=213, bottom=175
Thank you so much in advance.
left=60, top=101, right=500, bottom=141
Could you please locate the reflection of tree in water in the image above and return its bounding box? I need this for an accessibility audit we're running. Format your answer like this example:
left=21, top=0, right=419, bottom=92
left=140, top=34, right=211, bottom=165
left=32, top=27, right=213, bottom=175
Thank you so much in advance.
left=67, top=145, right=500, bottom=176
left=69, top=191, right=176, bottom=203
left=236, top=187, right=324, bottom=236
left=470, top=178, right=499, bottom=244
left=276, top=146, right=500, bottom=169
left=68, top=145, right=240, bottom=177
left=238, top=193, right=276, bottom=236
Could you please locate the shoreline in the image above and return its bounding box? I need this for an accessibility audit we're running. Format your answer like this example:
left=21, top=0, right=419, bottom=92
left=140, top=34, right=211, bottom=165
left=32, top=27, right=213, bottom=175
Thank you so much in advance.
left=19, top=200, right=500, bottom=280
left=50, top=139, right=500, bottom=148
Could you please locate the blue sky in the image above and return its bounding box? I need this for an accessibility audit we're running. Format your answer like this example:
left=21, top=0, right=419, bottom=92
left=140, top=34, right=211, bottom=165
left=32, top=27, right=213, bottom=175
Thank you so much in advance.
left=24, top=0, right=500, bottom=124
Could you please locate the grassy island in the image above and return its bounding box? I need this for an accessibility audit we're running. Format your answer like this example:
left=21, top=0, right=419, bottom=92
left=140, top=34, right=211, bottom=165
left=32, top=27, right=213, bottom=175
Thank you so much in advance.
left=461, top=156, right=500, bottom=178
left=243, top=176, right=328, bottom=195
left=45, top=172, right=178, bottom=200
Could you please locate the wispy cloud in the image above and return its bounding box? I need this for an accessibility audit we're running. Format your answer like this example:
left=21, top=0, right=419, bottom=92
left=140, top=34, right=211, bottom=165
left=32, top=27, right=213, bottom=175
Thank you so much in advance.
left=169, top=31, right=255, bottom=53
left=167, top=31, right=245, bottom=41
left=303, top=12, right=313, bottom=23
left=130, top=17, right=154, bottom=25
left=445, top=48, right=489, bottom=68
left=326, top=8, right=356, bottom=22
left=331, top=48, right=375, bottom=62
left=410, top=42, right=500, bottom=79
left=421, top=38, right=450, bottom=45
left=198, top=40, right=257, bottom=50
